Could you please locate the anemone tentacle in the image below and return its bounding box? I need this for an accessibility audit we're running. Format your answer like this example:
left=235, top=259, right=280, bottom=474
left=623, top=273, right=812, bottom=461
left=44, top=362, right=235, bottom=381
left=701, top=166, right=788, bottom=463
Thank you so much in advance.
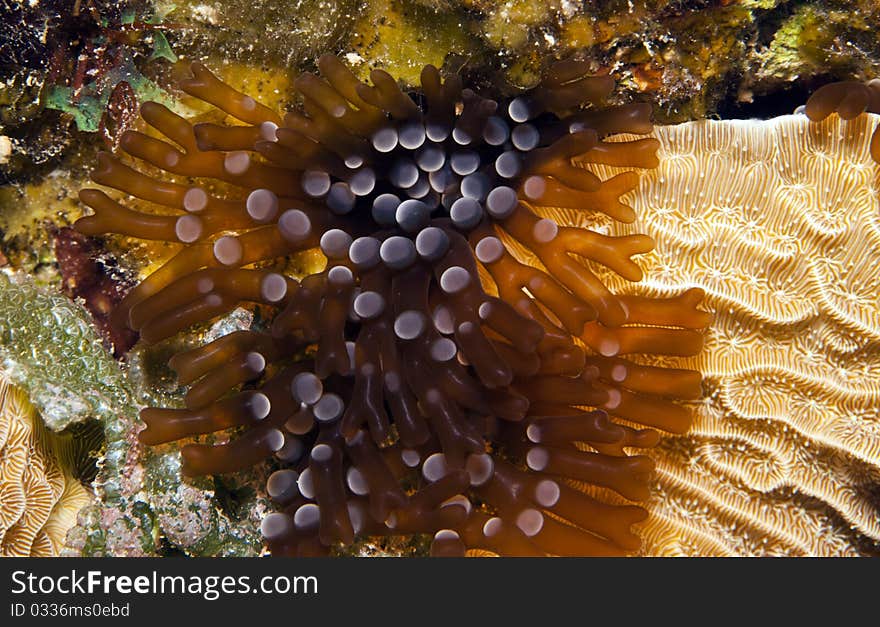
left=76, top=55, right=710, bottom=557
left=804, top=78, right=880, bottom=163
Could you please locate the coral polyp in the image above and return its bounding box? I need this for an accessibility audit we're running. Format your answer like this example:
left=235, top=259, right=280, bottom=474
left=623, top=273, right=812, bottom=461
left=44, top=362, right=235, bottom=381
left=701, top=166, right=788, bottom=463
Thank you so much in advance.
left=75, top=55, right=710, bottom=556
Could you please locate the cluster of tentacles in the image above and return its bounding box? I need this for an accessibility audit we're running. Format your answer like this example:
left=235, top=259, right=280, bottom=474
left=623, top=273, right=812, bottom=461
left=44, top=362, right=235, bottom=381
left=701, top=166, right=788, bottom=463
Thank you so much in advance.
left=76, top=55, right=711, bottom=556
left=805, top=77, right=880, bottom=163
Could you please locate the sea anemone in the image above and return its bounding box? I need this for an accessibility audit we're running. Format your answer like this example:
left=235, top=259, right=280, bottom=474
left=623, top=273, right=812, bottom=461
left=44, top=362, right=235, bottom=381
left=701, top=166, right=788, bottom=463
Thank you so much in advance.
left=75, top=55, right=710, bottom=556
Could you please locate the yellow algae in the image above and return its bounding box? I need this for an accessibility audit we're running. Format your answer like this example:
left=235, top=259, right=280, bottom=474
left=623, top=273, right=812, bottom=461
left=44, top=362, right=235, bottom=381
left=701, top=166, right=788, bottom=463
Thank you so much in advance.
left=349, top=0, right=477, bottom=86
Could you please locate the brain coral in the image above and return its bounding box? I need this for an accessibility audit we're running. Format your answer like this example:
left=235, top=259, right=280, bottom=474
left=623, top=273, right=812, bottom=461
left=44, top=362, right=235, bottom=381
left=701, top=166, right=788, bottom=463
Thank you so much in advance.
left=74, top=55, right=710, bottom=556
left=0, top=372, right=91, bottom=556
left=576, top=111, right=880, bottom=556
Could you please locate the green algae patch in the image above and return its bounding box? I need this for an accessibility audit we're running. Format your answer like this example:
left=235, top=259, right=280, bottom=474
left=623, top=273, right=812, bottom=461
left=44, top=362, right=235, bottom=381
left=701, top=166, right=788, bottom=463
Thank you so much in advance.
left=44, top=60, right=176, bottom=133
left=760, top=5, right=827, bottom=81
left=0, top=272, right=134, bottom=431
left=757, top=2, right=880, bottom=88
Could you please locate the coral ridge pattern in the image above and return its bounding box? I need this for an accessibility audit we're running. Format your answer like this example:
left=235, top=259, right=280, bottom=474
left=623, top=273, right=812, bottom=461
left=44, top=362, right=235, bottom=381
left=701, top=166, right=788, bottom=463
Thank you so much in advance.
left=0, top=372, right=91, bottom=557
left=592, top=110, right=880, bottom=556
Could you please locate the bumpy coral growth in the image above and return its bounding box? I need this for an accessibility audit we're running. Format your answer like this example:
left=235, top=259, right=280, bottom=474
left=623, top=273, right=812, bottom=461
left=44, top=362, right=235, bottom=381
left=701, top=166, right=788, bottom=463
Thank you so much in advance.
left=76, top=55, right=709, bottom=556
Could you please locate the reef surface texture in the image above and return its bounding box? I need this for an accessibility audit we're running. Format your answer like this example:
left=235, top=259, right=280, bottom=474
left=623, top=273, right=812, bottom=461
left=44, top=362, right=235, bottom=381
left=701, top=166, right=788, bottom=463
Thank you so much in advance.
left=0, top=272, right=267, bottom=557
left=0, top=372, right=91, bottom=556
left=0, top=272, right=132, bottom=430
left=579, top=112, right=880, bottom=556
left=2, top=1, right=880, bottom=558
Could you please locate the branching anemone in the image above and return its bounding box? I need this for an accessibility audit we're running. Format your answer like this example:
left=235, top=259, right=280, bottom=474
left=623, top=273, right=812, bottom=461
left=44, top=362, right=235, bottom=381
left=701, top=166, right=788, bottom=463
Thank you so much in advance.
left=75, top=55, right=711, bottom=556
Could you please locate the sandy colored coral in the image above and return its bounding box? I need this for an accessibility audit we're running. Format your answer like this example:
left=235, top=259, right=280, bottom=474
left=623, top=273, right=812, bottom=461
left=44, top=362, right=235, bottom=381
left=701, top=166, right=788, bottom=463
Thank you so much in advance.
left=568, top=112, right=880, bottom=556
left=0, top=372, right=91, bottom=556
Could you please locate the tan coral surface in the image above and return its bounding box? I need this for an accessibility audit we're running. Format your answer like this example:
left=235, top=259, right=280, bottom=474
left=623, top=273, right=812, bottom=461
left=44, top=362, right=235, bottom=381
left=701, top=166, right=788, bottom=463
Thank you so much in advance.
left=5, top=111, right=879, bottom=557
left=563, top=112, right=880, bottom=556
left=0, top=372, right=91, bottom=556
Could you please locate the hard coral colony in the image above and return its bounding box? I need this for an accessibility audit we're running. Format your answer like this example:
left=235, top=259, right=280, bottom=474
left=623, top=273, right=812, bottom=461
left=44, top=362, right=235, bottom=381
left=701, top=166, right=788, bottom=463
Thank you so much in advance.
left=75, top=55, right=711, bottom=557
